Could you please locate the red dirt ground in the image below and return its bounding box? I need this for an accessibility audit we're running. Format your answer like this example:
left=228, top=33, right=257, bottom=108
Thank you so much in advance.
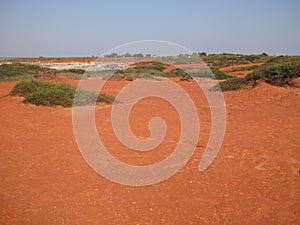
left=220, top=63, right=264, bottom=77
left=0, top=77, right=299, bottom=224
left=219, top=63, right=265, bottom=78
left=219, top=63, right=264, bottom=72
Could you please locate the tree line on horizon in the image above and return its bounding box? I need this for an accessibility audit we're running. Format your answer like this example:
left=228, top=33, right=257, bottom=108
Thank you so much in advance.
left=102, top=52, right=211, bottom=58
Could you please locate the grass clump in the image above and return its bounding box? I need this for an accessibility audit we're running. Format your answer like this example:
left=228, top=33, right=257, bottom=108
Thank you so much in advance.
left=10, top=79, right=115, bottom=107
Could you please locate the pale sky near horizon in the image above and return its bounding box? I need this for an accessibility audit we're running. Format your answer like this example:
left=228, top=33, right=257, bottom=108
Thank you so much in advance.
left=0, top=0, right=299, bottom=57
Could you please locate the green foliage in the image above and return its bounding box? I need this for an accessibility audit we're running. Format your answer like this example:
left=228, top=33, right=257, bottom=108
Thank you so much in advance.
left=228, top=65, right=261, bottom=72
left=211, top=61, right=300, bottom=92
left=211, top=68, right=233, bottom=79
left=113, top=61, right=166, bottom=80
left=104, top=53, right=119, bottom=58
left=25, top=84, right=77, bottom=107
left=132, top=53, right=144, bottom=58
left=210, top=77, right=247, bottom=91
left=59, top=68, right=85, bottom=74
left=58, top=68, right=86, bottom=80
left=134, top=61, right=166, bottom=72
left=10, top=79, right=115, bottom=107
left=113, top=61, right=189, bottom=80
left=0, top=63, right=45, bottom=81
left=165, top=68, right=188, bottom=77
left=197, top=67, right=233, bottom=79
left=245, top=62, right=300, bottom=86
left=97, top=93, right=115, bottom=103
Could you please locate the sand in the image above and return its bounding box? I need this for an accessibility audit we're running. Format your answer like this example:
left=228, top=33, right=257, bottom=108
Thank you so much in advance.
left=0, top=77, right=299, bottom=224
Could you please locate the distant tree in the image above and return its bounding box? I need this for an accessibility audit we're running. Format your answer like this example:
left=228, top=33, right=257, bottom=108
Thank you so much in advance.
left=122, top=52, right=132, bottom=58
left=145, top=54, right=151, bottom=57
left=133, top=53, right=144, bottom=58
left=261, top=52, right=268, bottom=56
left=104, top=53, right=119, bottom=58
left=199, top=52, right=207, bottom=56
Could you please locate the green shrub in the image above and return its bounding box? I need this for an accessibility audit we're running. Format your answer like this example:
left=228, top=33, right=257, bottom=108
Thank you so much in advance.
left=113, top=61, right=189, bottom=80
left=9, top=79, right=51, bottom=96
left=245, top=62, right=300, bottom=86
left=210, top=77, right=247, bottom=91
left=165, top=68, right=188, bottom=77
left=212, top=68, right=233, bottom=79
left=97, top=93, right=115, bottom=103
left=197, top=67, right=233, bottom=79
left=10, top=79, right=115, bottom=107
left=25, top=84, right=76, bottom=107
left=59, top=68, right=85, bottom=74
left=228, top=65, right=261, bottom=72
left=0, top=63, right=45, bottom=81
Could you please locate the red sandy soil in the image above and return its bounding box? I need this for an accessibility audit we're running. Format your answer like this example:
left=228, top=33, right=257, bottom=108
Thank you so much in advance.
left=0, top=77, right=299, bottom=224
left=219, top=63, right=265, bottom=72
left=219, top=63, right=265, bottom=78
left=229, top=70, right=254, bottom=77
left=163, top=64, right=207, bottom=73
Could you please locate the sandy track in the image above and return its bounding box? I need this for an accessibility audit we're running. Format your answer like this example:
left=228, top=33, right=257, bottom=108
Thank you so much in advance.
left=0, top=79, right=299, bottom=224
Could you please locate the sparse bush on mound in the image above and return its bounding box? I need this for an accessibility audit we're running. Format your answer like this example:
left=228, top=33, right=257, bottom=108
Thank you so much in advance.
left=228, top=65, right=261, bottom=72
left=165, top=68, right=188, bottom=77
left=113, top=61, right=189, bottom=81
left=196, top=67, right=233, bottom=79
left=58, top=68, right=86, bottom=80
left=59, top=68, right=85, bottom=74
left=211, top=61, right=300, bottom=91
left=9, top=79, right=51, bottom=96
left=10, top=79, right=115, bottom=107
left=245, top=62, right=300, bottom=86
left=211, top=68, right=233, bottom=80
left=0, top=63, right=45, bottom=81
left=210, top=77, right=247, bottom=91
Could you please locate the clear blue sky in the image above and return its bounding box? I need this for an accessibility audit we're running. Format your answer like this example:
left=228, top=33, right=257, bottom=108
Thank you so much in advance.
left=0, top=0, right=299, bottom=57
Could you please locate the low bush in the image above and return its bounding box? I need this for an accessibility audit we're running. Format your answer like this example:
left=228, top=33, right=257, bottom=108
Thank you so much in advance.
left=58, top=68, right=86, bottom=80
left=210, top=77, right=247, bottom=91
left=113, top=61, right=188, bottom=80
left=165, top=68, right=188, bottom=77
left=0, top=63, right=45, bottom=81
left=212, top=68, right=233, bottom=79
left=197, top=67, right=233, bottom=79
left=228, top=65, right=261, bottom=72
left=245, top=62, right=300, bottom=86
left=59, top=68, right=85, bottom=74
left=211, top=61, right=300, bottom=92
left=10, top=79, right=115, bottom=107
